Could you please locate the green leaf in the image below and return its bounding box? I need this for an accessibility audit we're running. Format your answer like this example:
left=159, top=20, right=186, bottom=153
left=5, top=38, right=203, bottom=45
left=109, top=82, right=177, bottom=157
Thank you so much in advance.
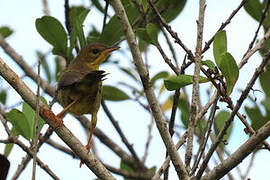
left=120, top=160, right=135, bottom=180
left=70, top=7, right=90, bottom=48
left=245, top=105, right=268, bottom=131
left=146, top=23, right=159, bottom=46
left=201, top=60, right=216, bottom=71
left=152, top=0, right=187, bottom=23
left=102, top=85, right=130, bottom=101
left=37, top=51, right=51, bottom=83
left=22, top=97, right=47, bottom=139
left=139, top=0, right=148, bottom=12
left=99, top=15, right=123, bottom=45
left=164, top=75, right=209, bottom=91
left=55, top=57, right=63, bottom=81
left=86, top=26, right=101, bottom=44
left=6, top=109, right=31, bottom=140
left=259, top=70, right=270, bottom=96
left=119, top=67, right=139, bottom=82
left=91, top=0, right=105, bottom=13
left=178, top=97, right=190, bottom=129
left=244, top=0, right=263, bottom=22
left=0, top=90, right=7, bottom=105
left=219, top=52, right=239, bottom=95
left=151, top=71, right=169, bottom=85
left=35, top=16, right=67, bottom=56
left=214, top=111, right=233, bottom=149
left=137, top=23, right=159, bottom=46
left=4, top=143, right=14, bottom=157
left=213, top=30, right=227, bottom=67
left=0, top=26, right=13, bottom=38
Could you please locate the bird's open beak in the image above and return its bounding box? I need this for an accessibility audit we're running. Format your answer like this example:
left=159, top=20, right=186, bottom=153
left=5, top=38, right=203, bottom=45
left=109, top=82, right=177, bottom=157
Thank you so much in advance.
left=91, top=46, right=120, bottom=69
left=103, top=46, right=120, bottom=55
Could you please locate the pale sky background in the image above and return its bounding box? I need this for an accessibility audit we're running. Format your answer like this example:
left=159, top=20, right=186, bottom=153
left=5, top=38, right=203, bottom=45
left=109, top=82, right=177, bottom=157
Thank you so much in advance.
left=0, top=0, right=270, bottom=180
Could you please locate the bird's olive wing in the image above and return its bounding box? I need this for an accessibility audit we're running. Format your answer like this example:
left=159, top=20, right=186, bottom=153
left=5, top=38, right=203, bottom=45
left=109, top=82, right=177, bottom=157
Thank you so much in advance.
left=81, top=70, right=107, bottom=85
left=58, top=70, right=106, bottom=89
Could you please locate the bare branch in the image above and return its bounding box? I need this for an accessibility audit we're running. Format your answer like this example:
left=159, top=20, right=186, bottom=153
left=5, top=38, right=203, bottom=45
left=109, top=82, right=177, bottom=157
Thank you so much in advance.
left=0, top=57, right=116, bottom=180
left=185, top=0, right=206, bottom=172
left=110, top=0, right=189, bottom=179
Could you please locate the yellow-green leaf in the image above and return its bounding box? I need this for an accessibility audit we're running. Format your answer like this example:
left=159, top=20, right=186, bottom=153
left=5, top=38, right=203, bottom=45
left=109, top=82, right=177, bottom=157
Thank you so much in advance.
left=164, top=75, right=209, bottom=91
left=103, top=85, right=130, bottom=101
left=213, top=30, right=227, bottom=67
left=219, top=52, right=239, bottom=95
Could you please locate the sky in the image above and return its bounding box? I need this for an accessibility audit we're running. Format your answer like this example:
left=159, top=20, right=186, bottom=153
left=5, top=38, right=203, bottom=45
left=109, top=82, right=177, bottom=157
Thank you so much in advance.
left=0, top=0, right=269, bottom=180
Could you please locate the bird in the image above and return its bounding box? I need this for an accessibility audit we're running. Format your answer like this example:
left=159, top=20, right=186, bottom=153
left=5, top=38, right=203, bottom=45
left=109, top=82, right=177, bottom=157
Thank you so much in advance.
left=56, top=43, right=119, bottom=163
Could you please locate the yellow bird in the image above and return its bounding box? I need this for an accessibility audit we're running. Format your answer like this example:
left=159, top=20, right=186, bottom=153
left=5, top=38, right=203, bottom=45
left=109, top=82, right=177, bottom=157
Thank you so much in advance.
left=56, top=43, right=119, bottom=155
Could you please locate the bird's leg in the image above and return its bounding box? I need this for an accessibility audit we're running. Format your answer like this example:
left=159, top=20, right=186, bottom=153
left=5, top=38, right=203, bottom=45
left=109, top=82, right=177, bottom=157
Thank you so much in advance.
left=56, top=98, right=79, bottom=119
left=85, top=112, right=97, bottom=152
left=79, top=112, right=98, bottom=167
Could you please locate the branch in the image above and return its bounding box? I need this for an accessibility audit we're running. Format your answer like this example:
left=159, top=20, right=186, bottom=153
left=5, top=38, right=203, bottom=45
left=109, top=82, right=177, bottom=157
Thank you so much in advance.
left=152, top=132, right=188, bottom=180
left=202, top=122, right=270, bottom=180
left=202, top=0, right=248, bottom=53
left=185, top=0, right=206, bottom=171
left=101, top=100, right=143, bottom=169
left=110, top=0, right=189, bottom=179
left=196, top=51, right=270, bottom=179
left=0, top=35, right=55, bottom=96
left=0, top=57, right=116, bottom=180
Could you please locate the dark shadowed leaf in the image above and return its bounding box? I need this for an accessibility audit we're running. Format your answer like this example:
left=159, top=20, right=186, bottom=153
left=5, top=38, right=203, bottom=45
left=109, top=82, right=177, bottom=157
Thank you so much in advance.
left=219, top=52, right=239, bottom=95
left=0, top=26, right=13, bottom=38
left=0, top=90, right=7, bottom=105
left=35, top=16, right=67, bottom=56
left=164, top=75, right=209, bottom=91
left=119, top=67, right=139, bottom=82
left=178, top=97, right=189, bottom=129
left=4, top=143, right=13, bottom=157
left=214, top=111, right=233, bottom=149
left=259, top=70, right=270, bottom=96
left=213, top=30, right=227, bottom=67
left=6, top=109, right=31, bottom=140
left=37, top=51, right=51, bottom=83
left=245, top=105, right=268, bottom=131
left=244, top=0, right=263, bottom=22
left=151, top=71, right=169, bottom=85
left=201, top=60, right=216, bottom=71
left=22, top=97, right=47, bottom=139
left=70, top=6, right=90, bottom=48
left=103, top=85, right=130, bottom=101
left=120, top=160, right=135, bottom=180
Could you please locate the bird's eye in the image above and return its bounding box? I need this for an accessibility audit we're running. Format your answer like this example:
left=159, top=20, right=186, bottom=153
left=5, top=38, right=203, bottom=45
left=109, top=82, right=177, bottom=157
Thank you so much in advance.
left=91, top=48, right=99, bottom=54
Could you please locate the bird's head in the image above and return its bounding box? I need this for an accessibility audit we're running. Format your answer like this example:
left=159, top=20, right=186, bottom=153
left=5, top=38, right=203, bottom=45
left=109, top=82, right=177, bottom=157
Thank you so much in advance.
left=76, top=43, right=120, bottom=70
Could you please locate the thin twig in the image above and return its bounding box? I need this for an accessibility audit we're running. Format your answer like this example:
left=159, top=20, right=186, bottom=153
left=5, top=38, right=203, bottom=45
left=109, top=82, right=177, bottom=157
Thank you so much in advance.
left=101, top=99, right=144, bottom=169
left=197, top=51, right=270, bottom=180
left=146, top=0, right=194, bottom=59
left=152, top=132, right=188, bottom=180
left=191, top=98, right=218, bottom=175
left=156, top=43, right=180, bottom=74
left=32, top=59, right=41, bottom=180
left=243, top=0, right=270, bottom=58
left=0, top=56, right=116, bottom=180
left=111, top=0, right=189, bottom=179
left=141, top=117, right=154, bottom=163
left=185, top=0, right=206, bottom=172
left=42, top=0, right=50, bottom=16
left=0, top=35, right=55, bottom=96
left=163, top=89, right=180, bottom=180
left=202, top=0, right=249, bottom=53
left=239, top=26, right=270, bottom=69
left=161, top=28, right=179, bottom=68
left=102, top=0, right=110, bottom=33
left=0, top=138, right=61, bottom=180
